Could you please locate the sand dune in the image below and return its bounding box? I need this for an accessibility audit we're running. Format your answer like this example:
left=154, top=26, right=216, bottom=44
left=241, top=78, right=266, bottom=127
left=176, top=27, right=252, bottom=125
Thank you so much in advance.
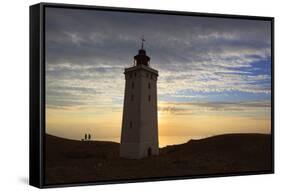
left=45, top=133, right=272, bottom=185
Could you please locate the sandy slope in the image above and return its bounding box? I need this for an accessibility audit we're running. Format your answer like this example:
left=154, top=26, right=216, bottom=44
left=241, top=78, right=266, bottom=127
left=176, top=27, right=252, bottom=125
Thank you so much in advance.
left=45, top=133, right=272, bottom=185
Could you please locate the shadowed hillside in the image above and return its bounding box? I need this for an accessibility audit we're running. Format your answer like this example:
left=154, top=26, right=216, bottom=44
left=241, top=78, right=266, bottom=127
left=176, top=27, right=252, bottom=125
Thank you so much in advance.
left=45, top=133, right=272, bottom=185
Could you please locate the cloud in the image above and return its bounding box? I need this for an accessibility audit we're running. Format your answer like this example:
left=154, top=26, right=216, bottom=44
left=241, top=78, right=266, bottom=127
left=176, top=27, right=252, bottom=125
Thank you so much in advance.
left=158, top=100, right=271, bottom=118
left=45, top=7, right=272, bottom=109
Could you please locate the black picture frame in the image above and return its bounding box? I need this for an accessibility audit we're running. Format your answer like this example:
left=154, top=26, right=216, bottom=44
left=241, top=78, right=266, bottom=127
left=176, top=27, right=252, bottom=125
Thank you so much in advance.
left=30, top=2, right=274, bottom=188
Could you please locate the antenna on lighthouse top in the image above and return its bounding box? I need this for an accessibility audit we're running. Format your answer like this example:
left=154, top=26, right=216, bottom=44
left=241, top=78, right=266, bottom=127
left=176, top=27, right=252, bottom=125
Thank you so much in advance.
left=141, top=36, right=145, bottom=49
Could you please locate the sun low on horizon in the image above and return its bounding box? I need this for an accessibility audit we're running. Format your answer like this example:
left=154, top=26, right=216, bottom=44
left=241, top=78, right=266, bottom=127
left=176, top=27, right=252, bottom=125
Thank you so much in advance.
left=45, top=7, right=272, bottom=148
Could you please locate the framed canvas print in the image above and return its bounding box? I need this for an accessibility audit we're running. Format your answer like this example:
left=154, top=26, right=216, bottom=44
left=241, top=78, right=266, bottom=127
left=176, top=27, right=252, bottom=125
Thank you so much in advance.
left=29, top=2, right=274, bottom=188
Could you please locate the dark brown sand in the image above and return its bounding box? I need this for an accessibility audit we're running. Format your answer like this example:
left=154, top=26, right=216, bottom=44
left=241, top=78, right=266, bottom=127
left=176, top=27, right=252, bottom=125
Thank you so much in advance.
left=45, top=133, right=272, bottom=185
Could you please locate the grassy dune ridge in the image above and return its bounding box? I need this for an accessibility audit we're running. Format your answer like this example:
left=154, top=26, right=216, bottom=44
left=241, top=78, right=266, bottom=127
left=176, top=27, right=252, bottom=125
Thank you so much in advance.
left=45, top=133, right=272, bottom=185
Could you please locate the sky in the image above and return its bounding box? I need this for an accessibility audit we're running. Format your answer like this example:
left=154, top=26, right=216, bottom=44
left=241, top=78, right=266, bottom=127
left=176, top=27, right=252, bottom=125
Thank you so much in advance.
left=45, top=7, right=272, bottom=147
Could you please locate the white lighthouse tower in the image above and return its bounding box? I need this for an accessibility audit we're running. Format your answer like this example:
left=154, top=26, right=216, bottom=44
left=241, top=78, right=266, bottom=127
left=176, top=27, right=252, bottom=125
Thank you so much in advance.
left=120, top=39, right=159, bottom=159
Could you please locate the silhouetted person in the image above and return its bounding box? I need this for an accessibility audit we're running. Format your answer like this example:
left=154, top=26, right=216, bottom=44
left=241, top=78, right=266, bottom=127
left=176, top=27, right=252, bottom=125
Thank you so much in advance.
left=88, top=134, right=91, bottom=140
left=85, top=134, right=87, bottom=140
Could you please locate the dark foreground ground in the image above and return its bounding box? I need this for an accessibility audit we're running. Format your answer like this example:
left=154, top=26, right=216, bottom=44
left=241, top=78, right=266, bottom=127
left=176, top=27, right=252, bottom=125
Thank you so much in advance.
left=45, top=133, right=272, bottom=185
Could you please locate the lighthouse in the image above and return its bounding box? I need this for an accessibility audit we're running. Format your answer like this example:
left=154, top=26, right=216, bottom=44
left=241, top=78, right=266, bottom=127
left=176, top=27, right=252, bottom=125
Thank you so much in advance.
left=120, top=39, right=159, bottom=159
